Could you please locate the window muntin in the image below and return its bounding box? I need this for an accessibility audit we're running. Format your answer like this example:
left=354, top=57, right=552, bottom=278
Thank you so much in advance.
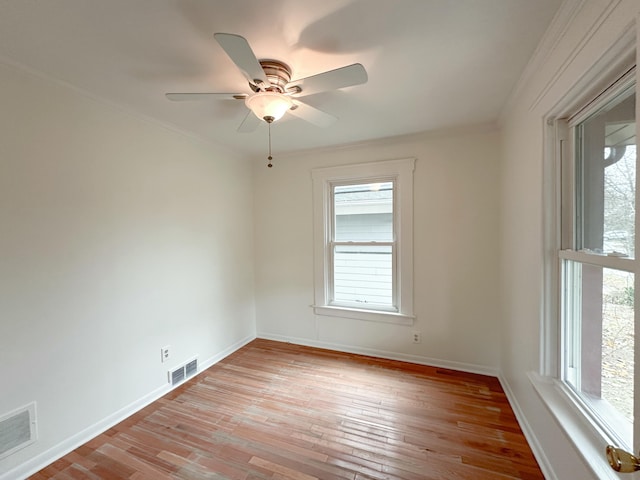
left=560, top=78, right=637, bottom=451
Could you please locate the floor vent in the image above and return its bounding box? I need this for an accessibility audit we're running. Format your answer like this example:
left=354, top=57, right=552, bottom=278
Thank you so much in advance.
left=0, top=402, right=37, bottom=460
left=168, top=357, right=198, bottom=386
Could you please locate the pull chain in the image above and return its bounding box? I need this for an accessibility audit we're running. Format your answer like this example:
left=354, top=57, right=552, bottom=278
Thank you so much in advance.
left=267, top=121, right=273, bottom=168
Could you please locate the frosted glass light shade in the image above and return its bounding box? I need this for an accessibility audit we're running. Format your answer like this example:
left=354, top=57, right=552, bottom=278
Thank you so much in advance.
left=245, top=92, right=293, bottom=122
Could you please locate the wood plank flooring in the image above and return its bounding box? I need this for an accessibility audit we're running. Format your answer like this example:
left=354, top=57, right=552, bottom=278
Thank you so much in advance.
left=31, top=339, right=544, bottom=479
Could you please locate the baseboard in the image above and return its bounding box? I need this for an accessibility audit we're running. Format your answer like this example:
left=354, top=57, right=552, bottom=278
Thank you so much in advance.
left=498, top=373, right=557, bottom=480
left=257, top=332, right=499, bottom=377
left=1, top=334, right=256, bottom=480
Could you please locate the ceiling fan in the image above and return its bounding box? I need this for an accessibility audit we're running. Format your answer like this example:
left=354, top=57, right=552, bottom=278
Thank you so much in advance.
left=166, top=33, right=368, bottom=134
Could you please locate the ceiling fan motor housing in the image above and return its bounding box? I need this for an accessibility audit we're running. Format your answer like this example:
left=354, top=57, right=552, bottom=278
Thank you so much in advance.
left=252, top=60, right=292, bottom=93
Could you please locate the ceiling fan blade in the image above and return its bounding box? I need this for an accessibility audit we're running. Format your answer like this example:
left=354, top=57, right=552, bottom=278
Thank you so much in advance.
left=214, top=33, right=269, bottom=88
left=237, top=110, right=261, bottom=133
left=166, top=93, right=247, bottom=101
left=287, top=63, right=367, bottom=97
left=289, top=100, right=337, bottom=128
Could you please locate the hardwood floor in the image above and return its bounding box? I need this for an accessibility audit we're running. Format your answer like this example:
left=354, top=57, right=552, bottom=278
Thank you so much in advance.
left=31, top=339, right=544, bottom=479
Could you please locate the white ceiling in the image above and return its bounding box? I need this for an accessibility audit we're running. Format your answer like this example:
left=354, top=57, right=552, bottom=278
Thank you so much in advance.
left=0, top=0, right=563, bottom=158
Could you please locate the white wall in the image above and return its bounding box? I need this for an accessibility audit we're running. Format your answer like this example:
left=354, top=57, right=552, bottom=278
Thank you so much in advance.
left=499, top=1, right=639, bottom=478
left=253, top=127, right=502, bottom=373
left=0, top=61, right=256, bottom=476
left=6, top=2, right=636, bottom=479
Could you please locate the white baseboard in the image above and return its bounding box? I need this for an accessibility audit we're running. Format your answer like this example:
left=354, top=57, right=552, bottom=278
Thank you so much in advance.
left=257, top=332, right=499, bottom=377
left=498, top=373, right=557, bottom=480
left=1, top=334, right=256, bottom=480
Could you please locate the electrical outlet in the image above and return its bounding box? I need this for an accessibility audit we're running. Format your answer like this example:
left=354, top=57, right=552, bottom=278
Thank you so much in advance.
left=161, top=345, right=171, bottom=363
left=412, top=332, right=422, bottom=344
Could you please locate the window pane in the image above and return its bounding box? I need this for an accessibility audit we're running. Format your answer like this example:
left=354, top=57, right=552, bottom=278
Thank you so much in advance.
left=563, top=260, right=634, bottom=448
left=333, top=244, right=392, bottom=307
left=334, top=182, right=393, bottom=242
left=577, top=89, right=636, bottom=257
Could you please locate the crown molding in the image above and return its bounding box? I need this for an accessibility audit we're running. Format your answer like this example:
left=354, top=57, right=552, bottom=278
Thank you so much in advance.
left=499, top=0, right=620, bottom=123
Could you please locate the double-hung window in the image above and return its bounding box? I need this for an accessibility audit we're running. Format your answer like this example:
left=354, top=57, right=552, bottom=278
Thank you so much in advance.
left=312, top=158, right=415, bottom=324
left=332, top=181, right=395, bottom=309
left=554, top=68, right=637, bottom=458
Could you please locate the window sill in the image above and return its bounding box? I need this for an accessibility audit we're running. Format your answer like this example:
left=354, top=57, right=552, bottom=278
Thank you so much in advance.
left=528, top=372, right=622, bottom=480
left=312, top=305, right=415, bottom=325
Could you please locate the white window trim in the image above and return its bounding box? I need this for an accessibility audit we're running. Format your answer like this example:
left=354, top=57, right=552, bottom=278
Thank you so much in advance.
left=311, top=158, right=415, bottom=324
left=537, top=31, right=636, bottom=478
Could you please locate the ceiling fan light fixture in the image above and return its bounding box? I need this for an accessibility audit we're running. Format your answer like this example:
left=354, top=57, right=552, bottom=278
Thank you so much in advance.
left=245, top=92, right=293, bottom=123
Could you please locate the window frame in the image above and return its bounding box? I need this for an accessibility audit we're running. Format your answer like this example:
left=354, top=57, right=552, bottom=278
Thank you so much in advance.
left=330, top=179, right=396, bottom=311
left=560, top=69, right=637, bottom=443
left=311, top=158, right=415, bottom=325
left=536, top=53, right=637, bottom=478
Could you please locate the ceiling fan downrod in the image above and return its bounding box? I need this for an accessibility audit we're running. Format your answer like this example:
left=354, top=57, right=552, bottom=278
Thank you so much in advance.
left=267, top=118, right=273, bottom=168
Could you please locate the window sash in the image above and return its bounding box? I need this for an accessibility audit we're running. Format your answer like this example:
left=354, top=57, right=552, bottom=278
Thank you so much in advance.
left=560, top=257, right=635, bottom=449
left=329, top=241, right=397, bottom=311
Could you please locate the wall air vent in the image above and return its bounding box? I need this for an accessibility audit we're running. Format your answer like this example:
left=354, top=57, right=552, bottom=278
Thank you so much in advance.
left=185, top=358, right=198, bottom=378
left=170, top=367, right=185, bottom=386
left=168, top=357, right=198, bottom=386
left=0, top=402, right=37, bottom=460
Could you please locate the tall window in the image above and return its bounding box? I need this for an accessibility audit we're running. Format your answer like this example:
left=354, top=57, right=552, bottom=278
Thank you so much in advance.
left=312, top=159, right=414, bottom=324
left=559, top=72, right=637, bottom=451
